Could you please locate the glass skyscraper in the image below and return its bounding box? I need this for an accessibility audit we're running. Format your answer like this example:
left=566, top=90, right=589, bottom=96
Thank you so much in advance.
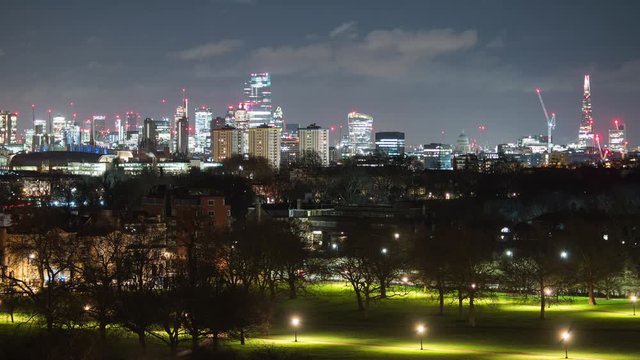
left=244, top=73, right=273, bottom=128
left=194, top=107, right=213, bottom=154
left=347, top=111, right=373, bottom=155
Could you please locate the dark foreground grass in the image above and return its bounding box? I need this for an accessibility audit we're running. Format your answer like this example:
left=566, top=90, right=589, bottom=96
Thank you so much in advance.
left=1, top=283, right=639, bottom=359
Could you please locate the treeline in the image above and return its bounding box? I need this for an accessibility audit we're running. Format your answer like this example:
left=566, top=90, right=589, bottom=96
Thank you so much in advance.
left=0, top=209, right=308, bottom=358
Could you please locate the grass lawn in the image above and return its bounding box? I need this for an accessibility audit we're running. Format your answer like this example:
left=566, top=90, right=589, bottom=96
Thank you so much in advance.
left=233, top=283, right=640, bottom=359
left=1, top=283, right=639, bottom=359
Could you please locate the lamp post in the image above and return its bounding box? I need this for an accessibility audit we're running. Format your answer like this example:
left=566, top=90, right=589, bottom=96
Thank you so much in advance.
left=631, top=295, right=637, bottom=316
left=291, top=317, right=300, bottom=342
left=416, top=324, right=425, bottom=350
left=561, top=331, right=570, bottom=359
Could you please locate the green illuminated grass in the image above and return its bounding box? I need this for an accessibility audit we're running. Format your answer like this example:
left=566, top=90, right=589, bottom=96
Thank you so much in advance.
left=1, top=283, right=639, bottom=359
left=240, top=283, right=640, bottom=359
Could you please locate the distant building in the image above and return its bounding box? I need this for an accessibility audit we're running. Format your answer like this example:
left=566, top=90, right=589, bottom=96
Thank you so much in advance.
left=92, top=115, right=106, bottom=144
left=284, top=123, right=299, bottom=137
left=299, top=123, right=330, bottom=166
left=194, top=107, right=213, bottom=154
left=176, top=117, right=189, bottom=156
left=141, top=118, right=157, bottom=152
left=272, top=106, right=284, bottom=129
left=348, top=111, right=373, bottom=155
left=375, top=132, right=405, bottom=157
left=454, top=132, right=472, bottom=154
left=248, top=125, right=281, bottom=168
left=244, top=73, right=273, bottom=128
left=609, top=121, right=627, bottom=154
left=212, top=125, right=242, bottom=162
left=52, top=115, right=66, bottom=144
left=142, top=192, right=231, bottom=231
left=0, top=111, right=18, bottom=145
left=578, top=75, right=595, bottom=149
left=421, top=143, right=453, bottom=170
left=280, top=136, right=299, bottom=167
left=155, top=117, right=171, bottom=151
left=453, top=153, right=479, bottom=171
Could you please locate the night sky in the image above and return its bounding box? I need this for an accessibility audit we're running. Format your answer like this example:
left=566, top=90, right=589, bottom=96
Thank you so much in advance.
left=2, top=0, right=640, bottom=147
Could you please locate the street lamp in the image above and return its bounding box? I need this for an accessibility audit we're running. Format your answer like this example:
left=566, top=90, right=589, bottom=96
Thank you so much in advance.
left=631, top=295, right=637, bottom=316
left=505, top=250, right=513, bottom=257
left=544, top=288, right=552, bottom=296
left=560, top=251, right=568, bottom=259
left=291, top=316, right=300, bottom=342
left=381, top=247, right=388, bottom=255
left=561, top=331, right=570, bottom=359
left=83, top=304, right=91, bottom=312
left=394, top=233, right=400, bottom=240
left=416, top=324, right=426, bottom=350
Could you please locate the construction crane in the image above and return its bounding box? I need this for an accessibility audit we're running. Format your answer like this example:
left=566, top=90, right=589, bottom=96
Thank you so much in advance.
left=535, top=88, right=557, bottom=153
left=594, top=134, right=607, bottom=161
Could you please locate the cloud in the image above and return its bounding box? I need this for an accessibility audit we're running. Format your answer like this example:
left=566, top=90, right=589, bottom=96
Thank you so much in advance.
left=246, top=27, right=478, bottom=79
left=0, top=49, right=5, bottom=57
left=486, top=37, right=504, bottom=49
left=173, top=39, right=243, bottom=60
left=329, top=21, right=357, bottom=38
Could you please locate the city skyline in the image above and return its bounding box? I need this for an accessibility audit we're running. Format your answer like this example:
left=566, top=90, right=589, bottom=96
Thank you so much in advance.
left=1, top=0, right=640, bottom=147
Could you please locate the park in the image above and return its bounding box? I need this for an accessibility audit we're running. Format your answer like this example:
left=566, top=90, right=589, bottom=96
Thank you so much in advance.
left=2, top=282, right=639, bottom=359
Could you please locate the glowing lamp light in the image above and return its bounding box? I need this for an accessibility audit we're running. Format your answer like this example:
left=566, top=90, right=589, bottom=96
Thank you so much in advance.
left=562, top=331, right=570, bottom=341
left=560, top=251, right=568, bottom=259
left=291, top=317, right=300, bottom=327
left=402, top=276, right=409, bottom=283
left=632, top=295, right=638, bottom=303
left=381, top=247, right=388, bottom=255
left=544, top=288, right=552, bottom=296
left=394, top=233, right=400, bottom=240
left=291, top=316, right=301, bottom=342
left=416, top=324, right=426, bottom=350
left=83, top=304, right=91, bottom=311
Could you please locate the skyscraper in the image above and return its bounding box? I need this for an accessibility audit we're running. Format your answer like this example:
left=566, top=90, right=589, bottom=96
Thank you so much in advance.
left=194, top=107, right=213, bottom=154
left=578, top=75, right=595, bottom=149
left=244, top=73, right=273, bottom=128
left=176, top=117, right=189, bottom=156
left=52, top=115, right=66, bottom=144
left=375, top=132, right=405, bottom=157
left=347, top=111, right=373, bottom=155
left=272, top=105, right=284, bottom=129
left=0, top=111, right=17, bottom=146
left=609, top=120, right=627, bottom=154
left=248, top=125, right=281, bottom=168
left=141, top=117, right=157, bottom=152
left=154, top=117, right=171, bottom=151
left=91, top=115, right=106, bottom=145
left=299, top=123, right=330, bottom=166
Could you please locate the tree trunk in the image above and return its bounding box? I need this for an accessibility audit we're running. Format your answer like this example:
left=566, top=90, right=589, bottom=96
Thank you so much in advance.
left=137, top=331, right=146, bottom=350
left=99, top=322, right=107, bottom=340
left=9, top=311, right=14, bottom=323
left=588, top=283, right=597, bottom=305
left=240, top=328, right=245, bottom=345
left=212, top=332, right=219, bottom=350
left=457, top=289, right=464, bottom=320
left=468, top=291, right=476, bottom=327
left=191, top=331, right=199, bottom=350
left=539, top=280, right=546, bottom=320
left=438, top=287, right=445, bottom=316
left=288, top=273, right=297, bottom=299
left=380, top=281, right=387, bottom=299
